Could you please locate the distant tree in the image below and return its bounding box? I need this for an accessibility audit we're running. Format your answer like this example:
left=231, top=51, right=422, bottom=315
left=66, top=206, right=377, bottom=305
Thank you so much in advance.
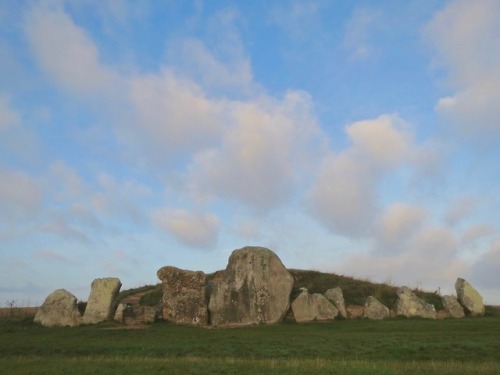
left=6, top=299, right=16, bottom=317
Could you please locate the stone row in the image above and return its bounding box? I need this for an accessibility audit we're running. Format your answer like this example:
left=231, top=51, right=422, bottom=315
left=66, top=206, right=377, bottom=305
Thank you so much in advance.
left=34, top=246, right=486, bottom=327
left=34, top=278, right=121, bottom=327
left=156, top=246, right=485, bottom=326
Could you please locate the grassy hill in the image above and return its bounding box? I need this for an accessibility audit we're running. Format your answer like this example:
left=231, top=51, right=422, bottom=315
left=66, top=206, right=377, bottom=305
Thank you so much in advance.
left=119, top=269, right=444, bottom=310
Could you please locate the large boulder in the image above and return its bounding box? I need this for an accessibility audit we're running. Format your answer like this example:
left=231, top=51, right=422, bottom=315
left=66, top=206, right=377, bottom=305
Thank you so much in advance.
left=291, top=289, right=338, bottom=322
left=364, top=296, right=389, bottom=320
left=83, top=277, right=122, bottom=324
left=157, top=266, right=208, bottom=326
left=396, top=286, right=436, bottom=319
left=455, top=278, right=484, bottom=316
left=34, top=289, right=81, bottom=327
left=442, top=295, right=465, bottom=318
left=324, top=287, right=347, bottom=319
left=208, top=246, right=293, bottom=326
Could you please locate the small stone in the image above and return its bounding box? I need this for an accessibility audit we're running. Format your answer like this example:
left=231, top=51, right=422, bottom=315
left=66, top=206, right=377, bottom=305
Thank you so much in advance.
left=324, top=287, right=347, bottom=319
left=396, top=286, right=436, bottom=319
left=291, top=289, right=338, bottom=322
left=442, top=295, right=465, bottom=318
left=364, top=296, right=389, bottom=320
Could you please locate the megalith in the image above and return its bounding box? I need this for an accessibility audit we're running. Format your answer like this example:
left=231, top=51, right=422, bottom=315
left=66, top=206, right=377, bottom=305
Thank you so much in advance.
left=442, top=295, right=465, bottom=318
left=34, top=289, right=81, bottom=327
left=455, top=278, right=484, bottom=316
left=208, top=246, right=293, bottom=326
left=396, top=286, right=436, bottom=319
left=324, top=287, right=347, bottom=319
left=157, top=266, right=208, bottom=326
left=364, top=296, right=389, bottom=320
left=291, top=289, right=338, bottom=322
left=83, top=277, right=122, bottom=324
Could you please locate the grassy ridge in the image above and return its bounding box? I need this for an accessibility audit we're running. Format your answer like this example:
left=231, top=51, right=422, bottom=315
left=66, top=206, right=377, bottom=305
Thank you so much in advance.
left=289, top=269, right=443, bottom=308
left=127, top=269, right=445, bottom=310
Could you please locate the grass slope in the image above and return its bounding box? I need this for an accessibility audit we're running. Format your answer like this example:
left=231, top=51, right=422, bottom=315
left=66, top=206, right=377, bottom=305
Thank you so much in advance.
left=125, top=268, right=444, bottom=309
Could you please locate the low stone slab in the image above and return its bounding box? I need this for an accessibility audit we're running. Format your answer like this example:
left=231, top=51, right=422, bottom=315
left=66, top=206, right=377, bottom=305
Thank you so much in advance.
left=364, top=296, right=389, bottom=320
left=442, top=295, right=465, bottom=318
left=325, top=287, right=347, bottom=319
left=396, top=286, right=436, bottom=319
left=83, top=277, right=122, bottom=324
left=455, top=278, right=484, bottom=316
left=34, top=289, right=81, bottom=327
left=291, top=289, right=338, bottom=322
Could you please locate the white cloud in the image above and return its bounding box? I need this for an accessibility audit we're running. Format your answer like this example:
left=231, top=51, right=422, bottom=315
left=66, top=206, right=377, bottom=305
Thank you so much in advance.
left=376, top=203, right=428, bottom=253
left=126, top=69, right=224, bottom=158
left=460, top=224, right=497, bottom=250
left=152, top=209, right=219, bottom=249
left=0, top=168, right=41, bottom=220
left=346, top=114, right=413, bottom=169
left=342, top=6, right=384, bottom=60
left=425, top=0, right=500, bottom=139
left=444, top=196, right=477, bottom=226
left=189, top=90, right=323, bottom=210
left=269, top=1, right=322, bottom=40
left=0, top=94, right=20, bottom=131
left=340, top=223, right=467, bottom=292
left=169, top=37, right=254, bottom=95
left=470, top=240, right=500, bottom=300
left=308, top=114, right=414, bottom=236
left=24, top=3, right=116, bottom=93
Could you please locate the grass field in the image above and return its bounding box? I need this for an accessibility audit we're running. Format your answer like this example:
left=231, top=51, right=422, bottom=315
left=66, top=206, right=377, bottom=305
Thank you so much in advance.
left=1, top=311, right=500, bottom=374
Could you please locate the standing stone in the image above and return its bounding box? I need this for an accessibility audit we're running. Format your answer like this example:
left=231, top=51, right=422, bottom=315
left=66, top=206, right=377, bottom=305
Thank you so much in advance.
left=442, top=295, right=465, bottom=318
left=364, top=296, right=390, bottom=320
left=455, top=278, right=485, bottom=316
left=83, top=277, right=122, bottom=324
left=291, top=289, right=338, bottom=322
left=143, top=306, right=157, bottom=323
left=325, top=287, right=347, bottom=319
left=34, top=289, right=81, bottom=327
left=396, top=286, right=436, bottom=319
left=208, top=246, right=294, bottom=327
left=114, top=303, right=127, bottom=323
left=157, top=266, right=208, bottom=326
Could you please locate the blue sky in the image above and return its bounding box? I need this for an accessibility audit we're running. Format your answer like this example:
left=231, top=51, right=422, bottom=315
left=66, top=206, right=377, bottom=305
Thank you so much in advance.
left=1, top=0, right=499, bottom=306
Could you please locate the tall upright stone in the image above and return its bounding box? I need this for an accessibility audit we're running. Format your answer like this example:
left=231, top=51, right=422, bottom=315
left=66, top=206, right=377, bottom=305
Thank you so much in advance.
left=34, top=289, right=81, bottom=327
left=157, top=266, right=208, bottom=326
left=325, top=287, right=347, bottom=319
left=291, top=289, right=338, bottom=322
left=208, top=246, right=293, bottom=327
left=455, top=278, right=485, bottom=316
left=83, top=277, right=122, bottom=324
left=396, top=286, right=436, bottom=319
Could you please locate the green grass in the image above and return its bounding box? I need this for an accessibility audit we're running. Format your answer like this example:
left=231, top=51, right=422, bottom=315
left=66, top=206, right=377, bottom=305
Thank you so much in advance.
left=1, top=313, right=499, bottom=374
left=116, top=284, right=158, bottom=303
left=139, top=284, right=163, bottom=307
